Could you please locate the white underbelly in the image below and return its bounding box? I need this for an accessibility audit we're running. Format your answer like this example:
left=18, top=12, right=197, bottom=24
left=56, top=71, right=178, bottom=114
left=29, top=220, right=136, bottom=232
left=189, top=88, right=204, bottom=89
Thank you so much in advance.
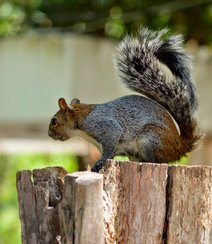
left=68, top=129, right=102, bottom=153
left=114, top=140, right=144, bottom=160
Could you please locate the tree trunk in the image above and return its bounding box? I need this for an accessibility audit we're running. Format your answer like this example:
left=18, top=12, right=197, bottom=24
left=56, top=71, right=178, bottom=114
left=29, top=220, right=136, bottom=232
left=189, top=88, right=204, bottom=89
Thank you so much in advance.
left=166, top=165, right=212, bottom=243
left=16, top=160, right=212, bottom=244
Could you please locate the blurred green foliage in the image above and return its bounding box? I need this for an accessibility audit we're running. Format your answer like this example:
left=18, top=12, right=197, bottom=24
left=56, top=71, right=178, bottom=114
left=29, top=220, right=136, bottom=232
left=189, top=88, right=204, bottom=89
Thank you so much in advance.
left=0, top=154, right=78, bottom=244
left=1, top=0, right=212, bottom=44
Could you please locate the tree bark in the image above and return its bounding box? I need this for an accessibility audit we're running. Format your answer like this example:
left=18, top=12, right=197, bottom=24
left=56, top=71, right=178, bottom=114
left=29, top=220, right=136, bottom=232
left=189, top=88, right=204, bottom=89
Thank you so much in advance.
left=16, top=167, right=68, bottom=244
left=166, top=165, right=212, bottom=243
left=16, top=160, right=212, bottom=244
left=102, top=160, right=168, bottom=244
left=57, top=171, right=104, bottom=244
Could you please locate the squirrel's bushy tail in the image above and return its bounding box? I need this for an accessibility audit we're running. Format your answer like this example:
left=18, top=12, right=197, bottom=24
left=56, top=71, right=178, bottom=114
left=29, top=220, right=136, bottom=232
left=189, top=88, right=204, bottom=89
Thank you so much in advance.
left=115, top=28, right=203, bottom=152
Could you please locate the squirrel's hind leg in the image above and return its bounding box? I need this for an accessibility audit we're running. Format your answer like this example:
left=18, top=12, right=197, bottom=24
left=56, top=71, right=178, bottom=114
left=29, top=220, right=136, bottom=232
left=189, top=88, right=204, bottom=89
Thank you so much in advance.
left=137, top=123, right=178, bottom=164
left=137, top=137, right=160, bottom=163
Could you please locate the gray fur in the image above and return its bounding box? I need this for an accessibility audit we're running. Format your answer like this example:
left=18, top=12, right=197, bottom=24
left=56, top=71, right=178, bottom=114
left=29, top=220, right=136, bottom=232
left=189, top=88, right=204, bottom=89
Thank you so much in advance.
left=48, top=28, right=202, bottom=172
left=114, top=28, right=197, bottom=126
left=83, top=95, right=170, bottom=171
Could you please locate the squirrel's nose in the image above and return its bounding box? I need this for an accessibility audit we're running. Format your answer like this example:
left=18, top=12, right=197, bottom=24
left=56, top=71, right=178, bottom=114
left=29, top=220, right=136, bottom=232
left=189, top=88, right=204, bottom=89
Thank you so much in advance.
left=48, top=129, right=55, bottom=138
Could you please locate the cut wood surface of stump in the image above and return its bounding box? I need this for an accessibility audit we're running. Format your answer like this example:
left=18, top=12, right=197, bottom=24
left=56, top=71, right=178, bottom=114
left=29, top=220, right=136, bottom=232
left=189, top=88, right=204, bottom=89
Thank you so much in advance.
left=16, top=160, right=212, bottom=244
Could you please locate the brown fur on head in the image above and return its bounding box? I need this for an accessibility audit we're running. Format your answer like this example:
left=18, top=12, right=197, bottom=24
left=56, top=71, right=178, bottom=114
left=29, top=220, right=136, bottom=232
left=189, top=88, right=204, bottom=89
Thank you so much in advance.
left=48, top=98, right=76, bottom=141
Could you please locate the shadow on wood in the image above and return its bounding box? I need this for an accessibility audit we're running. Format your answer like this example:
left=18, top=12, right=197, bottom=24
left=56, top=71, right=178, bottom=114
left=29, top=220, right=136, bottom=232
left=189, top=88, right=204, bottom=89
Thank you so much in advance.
left=16, top=160, right=212, bottom=244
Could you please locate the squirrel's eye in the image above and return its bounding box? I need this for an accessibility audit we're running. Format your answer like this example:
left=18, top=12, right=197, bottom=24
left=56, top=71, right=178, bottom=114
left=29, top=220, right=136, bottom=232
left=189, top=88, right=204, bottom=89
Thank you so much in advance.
left=51, top=118, right=57, bottom=126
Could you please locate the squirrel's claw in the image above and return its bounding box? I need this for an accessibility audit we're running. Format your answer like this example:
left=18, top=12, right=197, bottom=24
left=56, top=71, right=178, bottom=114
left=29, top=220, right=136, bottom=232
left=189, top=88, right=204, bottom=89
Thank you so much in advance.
left=91, top=159, right=105, bottom=173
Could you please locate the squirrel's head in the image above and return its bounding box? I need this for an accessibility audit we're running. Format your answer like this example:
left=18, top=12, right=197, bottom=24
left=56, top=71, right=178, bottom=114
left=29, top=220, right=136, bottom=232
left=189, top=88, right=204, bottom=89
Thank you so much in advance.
left=48, top=98, right=79, bottom=141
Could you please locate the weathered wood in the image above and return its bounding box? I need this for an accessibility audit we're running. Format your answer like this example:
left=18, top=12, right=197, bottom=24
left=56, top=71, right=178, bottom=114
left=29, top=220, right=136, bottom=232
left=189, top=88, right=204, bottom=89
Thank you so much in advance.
left=16, top=167, right=68, bottom=244
left=101, top=160, right=168, bottom=244
left=16, top=160, right=212, bottom=244
left=17, top=170, right=40, bottom=244
left=167, top=165, right=212, bottom=243
left=17, top=168, right=104, bottom=244
left=57, top=171, right=104, bottom=244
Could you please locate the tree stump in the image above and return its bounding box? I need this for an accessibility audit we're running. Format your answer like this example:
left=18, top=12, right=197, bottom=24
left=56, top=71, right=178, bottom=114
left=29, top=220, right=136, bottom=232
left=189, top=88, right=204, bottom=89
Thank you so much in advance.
left=16, top=160, right=212, bottom=244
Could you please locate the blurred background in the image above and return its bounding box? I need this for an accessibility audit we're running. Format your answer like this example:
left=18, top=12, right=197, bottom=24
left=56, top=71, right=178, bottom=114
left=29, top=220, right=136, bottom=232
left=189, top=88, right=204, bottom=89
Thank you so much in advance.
left=1, top=0, right=212, bottom=243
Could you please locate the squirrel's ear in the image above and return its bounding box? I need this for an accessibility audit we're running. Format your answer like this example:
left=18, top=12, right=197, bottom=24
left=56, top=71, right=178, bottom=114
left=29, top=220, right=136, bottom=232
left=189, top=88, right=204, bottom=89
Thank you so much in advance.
left=71, top=98, right=80, bottom=104
left=58, top=98, right=68, bottom=111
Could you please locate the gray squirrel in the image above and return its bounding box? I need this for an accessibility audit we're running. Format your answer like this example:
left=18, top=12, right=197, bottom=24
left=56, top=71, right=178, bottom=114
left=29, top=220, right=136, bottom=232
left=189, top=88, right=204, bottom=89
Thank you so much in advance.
left=48, top=28, right=203, bottom=172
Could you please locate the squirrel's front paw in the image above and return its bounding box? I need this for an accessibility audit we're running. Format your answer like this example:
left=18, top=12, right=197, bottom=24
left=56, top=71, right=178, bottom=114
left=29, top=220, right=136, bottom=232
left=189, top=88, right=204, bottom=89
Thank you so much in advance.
left=92, top=159, right=105, bottom=173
